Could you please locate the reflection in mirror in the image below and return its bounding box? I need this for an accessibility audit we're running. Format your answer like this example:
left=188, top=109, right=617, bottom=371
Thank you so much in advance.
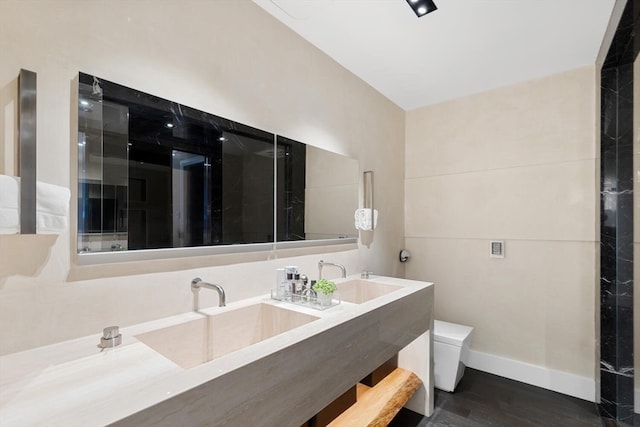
left=303, top=145, right=359, bottom=240
left=78, top=73, right=273, bottom=253
left=77, top=73, right=358, bottom=257
left=276, top=135, right=359, bottom=242
left=276, top=135, right=306, bottom=241
left=275, top=136, right=359, bottom=242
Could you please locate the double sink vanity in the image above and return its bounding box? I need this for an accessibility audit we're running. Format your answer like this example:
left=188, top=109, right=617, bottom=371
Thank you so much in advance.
left=0, top=275, right=433, bottom=426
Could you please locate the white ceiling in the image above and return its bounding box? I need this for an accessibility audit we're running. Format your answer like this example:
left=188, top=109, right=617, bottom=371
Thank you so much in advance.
left=253, top=0, right=617, bottom=110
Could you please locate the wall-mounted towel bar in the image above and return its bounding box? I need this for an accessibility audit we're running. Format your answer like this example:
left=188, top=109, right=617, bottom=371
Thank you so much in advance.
left=18, top=69, right=37, bottom=234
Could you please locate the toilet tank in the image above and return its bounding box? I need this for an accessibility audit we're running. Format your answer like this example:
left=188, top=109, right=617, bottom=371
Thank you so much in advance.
left=433, top=320, right=474, bottom=392
left=434, top=320, right=473, bottom=347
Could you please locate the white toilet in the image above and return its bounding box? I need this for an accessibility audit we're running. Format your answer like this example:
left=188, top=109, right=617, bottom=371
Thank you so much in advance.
left=433, top=320, right=474, bottom=392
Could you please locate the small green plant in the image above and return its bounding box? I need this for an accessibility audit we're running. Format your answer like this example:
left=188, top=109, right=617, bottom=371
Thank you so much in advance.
left=313, top=278, right=337, bottom=295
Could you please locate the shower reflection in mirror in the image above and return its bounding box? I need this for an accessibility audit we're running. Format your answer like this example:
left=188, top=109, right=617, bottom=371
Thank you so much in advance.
left=77, top=73, right=357, bottom=254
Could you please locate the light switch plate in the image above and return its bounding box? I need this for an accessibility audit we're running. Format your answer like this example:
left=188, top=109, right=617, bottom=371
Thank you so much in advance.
left=490, top=240, right=505, bottom=258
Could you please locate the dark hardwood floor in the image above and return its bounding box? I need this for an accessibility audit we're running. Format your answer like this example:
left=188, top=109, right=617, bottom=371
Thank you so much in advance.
left=389, top=368, right=624, bottom=427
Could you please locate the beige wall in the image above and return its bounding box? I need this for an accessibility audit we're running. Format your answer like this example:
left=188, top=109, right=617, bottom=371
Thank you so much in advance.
left=404, top=66, right=599, bottom=379
left=0, top=0, right=405, bottom=355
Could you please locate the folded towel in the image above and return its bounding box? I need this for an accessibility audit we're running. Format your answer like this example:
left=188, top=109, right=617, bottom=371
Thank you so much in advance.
left=37, top=180, right=70, bottom=216
left=0, top=208, right=19, bottom=234
left=354, top=208, right=378, bottom=231
left=0, top=175, right=70, bottom=234
left=37, top=211, right=68, bottom=233
left=36, top=180, right=70, bottom=233
left=0, top=175, right=20, bottom=234
left=0, top=175, right=20, bottom=209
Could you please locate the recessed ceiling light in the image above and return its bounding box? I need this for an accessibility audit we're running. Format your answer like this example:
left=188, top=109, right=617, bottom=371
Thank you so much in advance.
left=405, top=0, right=437, bottom=17
left=79, top=99, right=89, bottom=107
left=165, top=122, right=174, bottom=129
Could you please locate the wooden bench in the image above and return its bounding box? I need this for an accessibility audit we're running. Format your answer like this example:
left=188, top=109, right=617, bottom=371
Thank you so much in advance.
left=327, top=368, right=422, bottom=427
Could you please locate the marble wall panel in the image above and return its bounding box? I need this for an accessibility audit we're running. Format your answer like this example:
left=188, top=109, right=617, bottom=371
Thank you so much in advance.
left=634, top=49, right=640, bottom=416
left=599, top=1, right=637, bottom=419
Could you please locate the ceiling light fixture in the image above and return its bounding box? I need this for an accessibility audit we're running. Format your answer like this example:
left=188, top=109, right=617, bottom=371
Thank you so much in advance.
left=405, top=0, right=437, bottom=17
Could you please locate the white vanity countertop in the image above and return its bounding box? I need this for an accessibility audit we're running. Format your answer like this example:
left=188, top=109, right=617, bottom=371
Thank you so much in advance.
left=0, top=275, right=432, bottom=427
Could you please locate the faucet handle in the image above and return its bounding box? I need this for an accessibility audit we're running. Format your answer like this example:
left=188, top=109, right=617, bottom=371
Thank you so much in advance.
left=99, top=325, right=122, bottom=349
left=103, top=326, right=119, bottom=339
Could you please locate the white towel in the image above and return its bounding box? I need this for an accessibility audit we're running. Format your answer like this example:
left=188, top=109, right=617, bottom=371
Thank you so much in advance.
left=0, top=175, right=70, bottom=234
left=36, top=180, right=70, bottom=233
left=354, top=208, right=378, bottom=231
left=0, top=175, right=20, bottom=234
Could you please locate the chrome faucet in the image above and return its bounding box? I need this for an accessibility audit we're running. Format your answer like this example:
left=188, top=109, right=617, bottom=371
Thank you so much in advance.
left=191, top=277, right=226, bottom=310
left=318, top=260, right=346, bottom=280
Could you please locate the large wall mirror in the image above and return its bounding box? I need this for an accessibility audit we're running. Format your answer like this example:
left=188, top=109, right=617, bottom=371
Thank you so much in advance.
left=77, top=73, right=357, bottom=261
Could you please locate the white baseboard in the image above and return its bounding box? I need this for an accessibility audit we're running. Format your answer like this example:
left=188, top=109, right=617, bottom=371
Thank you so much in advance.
left=467, top=350, right=596, bottom=402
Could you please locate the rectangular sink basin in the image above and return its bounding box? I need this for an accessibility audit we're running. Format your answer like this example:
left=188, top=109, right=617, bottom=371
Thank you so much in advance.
left=338, top=279, right=402, bottom=304
left=135, top=303, right=319, bottom=369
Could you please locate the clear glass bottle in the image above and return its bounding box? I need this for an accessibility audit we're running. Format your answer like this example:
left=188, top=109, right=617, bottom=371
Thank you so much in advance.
left=293, top=273, right=302, bottom=296
left=276, top=268, right=286, bottom=299
left=302, top=279, right=317, bottom=303
left=285, top=272, right=294, bottom=301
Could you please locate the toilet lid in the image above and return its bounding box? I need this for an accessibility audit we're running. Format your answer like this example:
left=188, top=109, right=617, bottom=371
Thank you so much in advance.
left=434, top=320, right=473, bottom=346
